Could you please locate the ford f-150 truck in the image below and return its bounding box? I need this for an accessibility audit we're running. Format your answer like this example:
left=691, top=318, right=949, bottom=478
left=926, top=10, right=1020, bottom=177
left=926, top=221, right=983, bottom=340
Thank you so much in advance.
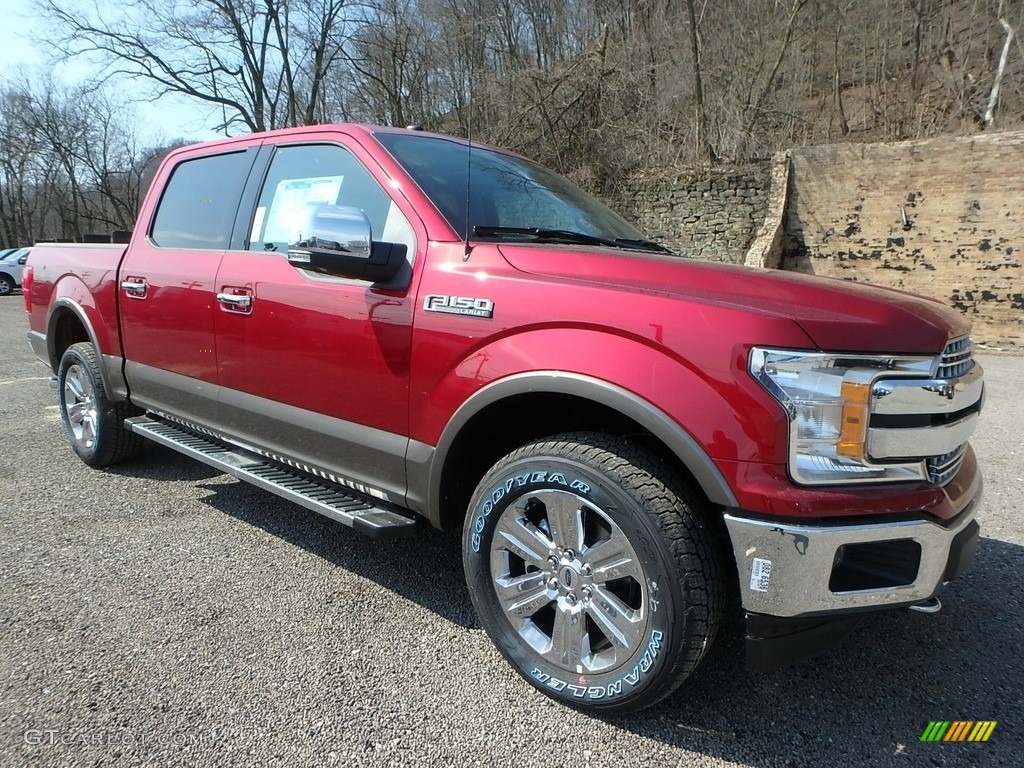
left=25, top=125, right=983, bottom=713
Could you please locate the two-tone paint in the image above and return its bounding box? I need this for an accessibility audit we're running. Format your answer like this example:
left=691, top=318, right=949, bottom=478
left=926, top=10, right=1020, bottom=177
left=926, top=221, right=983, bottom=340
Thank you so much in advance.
left=26, top=124, right=979, bottom=533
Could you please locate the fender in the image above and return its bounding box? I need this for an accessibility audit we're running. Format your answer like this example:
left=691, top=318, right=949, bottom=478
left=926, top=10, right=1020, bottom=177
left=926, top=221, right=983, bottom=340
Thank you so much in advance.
left=45, top=295, right=128, bottom=402
left=413, top=319, right=798, bottom=442
left=436, top=369, right=738, bottom=509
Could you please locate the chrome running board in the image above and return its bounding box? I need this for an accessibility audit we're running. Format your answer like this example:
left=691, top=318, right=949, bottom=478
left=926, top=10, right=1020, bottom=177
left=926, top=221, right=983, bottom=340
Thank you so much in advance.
left=125, top=415, right=419, bottom=540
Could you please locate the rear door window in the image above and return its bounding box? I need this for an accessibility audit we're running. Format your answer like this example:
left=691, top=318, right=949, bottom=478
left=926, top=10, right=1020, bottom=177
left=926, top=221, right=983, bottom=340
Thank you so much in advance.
left=150, top=150, right=253, bottom=249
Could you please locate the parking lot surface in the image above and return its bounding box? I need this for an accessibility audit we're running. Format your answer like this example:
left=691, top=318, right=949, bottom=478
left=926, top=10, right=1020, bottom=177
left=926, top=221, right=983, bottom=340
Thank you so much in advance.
left=1, top=296, right=1021, bottom=767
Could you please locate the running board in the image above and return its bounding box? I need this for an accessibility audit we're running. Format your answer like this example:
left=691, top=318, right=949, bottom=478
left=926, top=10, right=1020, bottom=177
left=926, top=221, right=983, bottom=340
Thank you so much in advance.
left=124, top=415, right=419, bottom=540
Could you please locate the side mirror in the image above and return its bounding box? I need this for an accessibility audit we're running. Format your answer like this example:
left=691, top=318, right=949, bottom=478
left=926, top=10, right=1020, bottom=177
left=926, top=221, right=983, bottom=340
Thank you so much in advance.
left=287, top=205, right=405, bottom=282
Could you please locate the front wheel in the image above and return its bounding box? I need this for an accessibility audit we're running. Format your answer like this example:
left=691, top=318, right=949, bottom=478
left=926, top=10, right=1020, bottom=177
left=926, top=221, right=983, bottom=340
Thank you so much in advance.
left=0, top=275, right=14, bottom=295
left=463, top=433, right=725, bottom=713
left=57, top=342, right=144, bottom=467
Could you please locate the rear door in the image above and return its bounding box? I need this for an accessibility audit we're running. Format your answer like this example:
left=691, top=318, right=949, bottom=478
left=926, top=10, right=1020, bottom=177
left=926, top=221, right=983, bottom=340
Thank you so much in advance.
left=213, top=136, right=420, bottom=502
left=120, top=147, right=259, bottom=427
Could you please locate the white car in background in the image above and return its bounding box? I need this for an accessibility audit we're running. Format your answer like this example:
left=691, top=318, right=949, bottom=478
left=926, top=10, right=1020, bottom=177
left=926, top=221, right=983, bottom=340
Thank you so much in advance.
left=0, top=248, right=30, bottom=295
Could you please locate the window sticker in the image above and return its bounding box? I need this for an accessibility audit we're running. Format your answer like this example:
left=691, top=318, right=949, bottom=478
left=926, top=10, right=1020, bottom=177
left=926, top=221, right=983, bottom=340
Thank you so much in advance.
left=249, top=206, right=266, bottom=242
left=263, top=176, right=344, bottom=244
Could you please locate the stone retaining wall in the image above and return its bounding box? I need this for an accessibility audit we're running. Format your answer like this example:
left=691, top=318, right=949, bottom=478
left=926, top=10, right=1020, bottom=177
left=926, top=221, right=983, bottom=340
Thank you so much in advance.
left=607, top=169, right=770, bottom=262
left=780, top=133, right=1024, bottom=346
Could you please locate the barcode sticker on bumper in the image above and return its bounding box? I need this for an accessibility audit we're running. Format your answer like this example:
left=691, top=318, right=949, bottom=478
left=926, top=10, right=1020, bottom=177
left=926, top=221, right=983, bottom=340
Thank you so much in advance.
left=750, top=558, right=772, bottom=593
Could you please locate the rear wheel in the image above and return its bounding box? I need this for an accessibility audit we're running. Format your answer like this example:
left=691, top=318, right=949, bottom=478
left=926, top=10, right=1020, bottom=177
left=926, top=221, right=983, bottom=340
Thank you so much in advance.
left=57, top=342, right=144, bottom=467
left=463, top=433, right=724, bottom=713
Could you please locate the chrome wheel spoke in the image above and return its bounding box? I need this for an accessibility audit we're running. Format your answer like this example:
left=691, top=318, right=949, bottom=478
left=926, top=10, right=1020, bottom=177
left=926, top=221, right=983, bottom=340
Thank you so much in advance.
left=63, top=365, right=98, bottom=448
left=545, top=606, right=586, bottom=669
left=65, top=374, right=85, bottom=402
left=543, top=493, right=584, bottom=552
left=494, top=513, right=552, bottom=570
left=489, top=486, right=648, bottom=675
left=585, top=536, right=642, bottom=582
left=494, top=573, right=552, bottom=620
left=66, top=401, right=87, bottom=425
left=81, top=415, right=96, bottom=445
left=587, top=587, right=644, bottom=651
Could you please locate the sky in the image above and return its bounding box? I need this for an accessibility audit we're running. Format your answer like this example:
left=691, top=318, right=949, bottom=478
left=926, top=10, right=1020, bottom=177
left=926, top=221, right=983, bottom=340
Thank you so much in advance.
left=0, top=0, right=224, bottom=144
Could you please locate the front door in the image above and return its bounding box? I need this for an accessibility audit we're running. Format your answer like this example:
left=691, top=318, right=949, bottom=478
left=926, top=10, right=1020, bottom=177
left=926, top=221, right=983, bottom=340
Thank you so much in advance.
left=213, top=139, right=420, bottom=502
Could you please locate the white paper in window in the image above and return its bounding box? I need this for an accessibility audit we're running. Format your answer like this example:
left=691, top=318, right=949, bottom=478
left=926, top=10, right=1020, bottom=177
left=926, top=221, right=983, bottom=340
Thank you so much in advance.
left=249, top=206, right=267, bottom=242
left=263, top=176, right=344, bottom=244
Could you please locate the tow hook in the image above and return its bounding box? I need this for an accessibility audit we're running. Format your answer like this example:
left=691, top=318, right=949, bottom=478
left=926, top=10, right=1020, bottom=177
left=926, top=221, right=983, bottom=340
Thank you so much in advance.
left=909, top=597, right=942, bottom=614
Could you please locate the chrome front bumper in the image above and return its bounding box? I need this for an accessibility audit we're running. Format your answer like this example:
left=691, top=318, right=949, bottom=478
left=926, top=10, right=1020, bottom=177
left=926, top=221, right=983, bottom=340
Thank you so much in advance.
left=724, top=496, right=981, bottom=618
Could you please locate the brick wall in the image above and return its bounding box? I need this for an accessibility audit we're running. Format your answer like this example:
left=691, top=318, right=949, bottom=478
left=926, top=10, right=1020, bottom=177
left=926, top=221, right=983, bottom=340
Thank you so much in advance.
left=781, top=133, right=1024, bottom=346
left=607, top=169, right=770, bottom=263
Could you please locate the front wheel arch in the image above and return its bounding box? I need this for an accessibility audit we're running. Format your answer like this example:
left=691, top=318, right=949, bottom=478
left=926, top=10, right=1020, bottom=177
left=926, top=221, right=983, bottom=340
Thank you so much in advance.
left=427, top=373, right=739, bottom=530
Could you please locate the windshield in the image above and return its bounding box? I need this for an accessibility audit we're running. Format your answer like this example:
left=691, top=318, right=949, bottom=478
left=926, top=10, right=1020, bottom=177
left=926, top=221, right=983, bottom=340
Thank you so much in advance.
left=375, top=132, right=651, bottom=246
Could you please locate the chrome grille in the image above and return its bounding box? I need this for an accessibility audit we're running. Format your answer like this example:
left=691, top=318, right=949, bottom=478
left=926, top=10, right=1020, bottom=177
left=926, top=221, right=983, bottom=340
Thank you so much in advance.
left=926, top=444, right=968, bottom=485
left=866, top=335, right=981, bottom=487
left=937, top=336, right=974, bottom=379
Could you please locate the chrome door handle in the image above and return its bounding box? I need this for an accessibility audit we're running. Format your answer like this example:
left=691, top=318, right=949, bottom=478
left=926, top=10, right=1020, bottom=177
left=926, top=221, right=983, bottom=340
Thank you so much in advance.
left=121, top=278, right=148, bottom=298
left=216, top=292, right=253, bottom=309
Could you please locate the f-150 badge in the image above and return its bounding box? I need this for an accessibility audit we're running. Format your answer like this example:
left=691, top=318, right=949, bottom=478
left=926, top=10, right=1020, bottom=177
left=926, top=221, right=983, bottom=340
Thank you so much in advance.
left=423, top=294, right=495, bottom=318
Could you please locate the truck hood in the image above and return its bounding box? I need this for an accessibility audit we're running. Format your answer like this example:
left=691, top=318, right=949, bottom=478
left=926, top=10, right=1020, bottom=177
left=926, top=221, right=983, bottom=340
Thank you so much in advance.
left=497, top=245, right=969, bottom=354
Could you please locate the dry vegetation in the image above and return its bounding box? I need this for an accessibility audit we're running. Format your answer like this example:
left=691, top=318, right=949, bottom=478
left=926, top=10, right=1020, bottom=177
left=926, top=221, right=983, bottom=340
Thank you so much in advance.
left=2, top=0, right=1022, bottom=243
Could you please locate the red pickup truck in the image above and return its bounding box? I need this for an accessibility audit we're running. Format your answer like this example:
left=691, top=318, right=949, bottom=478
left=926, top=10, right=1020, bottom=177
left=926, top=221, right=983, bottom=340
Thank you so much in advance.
left=24, top=125, right=983, bottom=712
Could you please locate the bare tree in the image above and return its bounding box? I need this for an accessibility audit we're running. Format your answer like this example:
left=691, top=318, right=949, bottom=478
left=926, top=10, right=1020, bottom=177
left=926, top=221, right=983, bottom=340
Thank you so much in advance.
left=685, top=0, right=716, bottom=164
left=16, top=0, right=1024, bottom=204
left=984, top=0, right=1016, bottom=128
left=341, top=0, right=435, bottom=127
left=42, top=0, right=351, bottom=133
left=830, top=0, right=852, bottom=138
left=0, top=74, right=163, bottom=244
left=0, top=88, right=47, bottom=245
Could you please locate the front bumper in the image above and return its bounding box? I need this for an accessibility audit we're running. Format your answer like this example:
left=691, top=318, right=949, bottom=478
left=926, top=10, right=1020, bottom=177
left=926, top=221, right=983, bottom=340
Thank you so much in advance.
left=724, top=477, right=981, bottom=670
left=724, top=488, right=980, bottom=619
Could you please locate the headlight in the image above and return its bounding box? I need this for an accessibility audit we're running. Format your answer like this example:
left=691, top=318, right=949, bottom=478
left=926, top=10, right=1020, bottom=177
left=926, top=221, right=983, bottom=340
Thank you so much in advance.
left=749, top=348, right=927, bottom=485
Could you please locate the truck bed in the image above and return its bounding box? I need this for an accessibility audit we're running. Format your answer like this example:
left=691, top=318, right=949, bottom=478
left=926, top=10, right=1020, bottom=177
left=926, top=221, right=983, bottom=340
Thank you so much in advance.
left=26, top=243, right=128, bottom=368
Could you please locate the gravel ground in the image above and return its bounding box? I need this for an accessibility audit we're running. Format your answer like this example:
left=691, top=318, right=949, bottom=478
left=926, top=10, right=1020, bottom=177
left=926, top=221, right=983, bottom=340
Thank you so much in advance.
left=1, top=295, right=1021, bottom=768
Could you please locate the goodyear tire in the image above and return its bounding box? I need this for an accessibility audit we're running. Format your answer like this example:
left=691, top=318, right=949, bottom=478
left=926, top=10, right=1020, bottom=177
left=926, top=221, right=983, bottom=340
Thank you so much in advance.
left=463, top=432, right=724, bottom=713
left=57, top=342, right=144, bottom=467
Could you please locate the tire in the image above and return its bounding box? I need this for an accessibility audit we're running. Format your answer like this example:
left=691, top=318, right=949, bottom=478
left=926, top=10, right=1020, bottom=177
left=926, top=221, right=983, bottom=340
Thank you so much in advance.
left=0, top=275, right=14, bottom=295
left=57, top=342, right=144, bottom=467
left=463, top=432, right=725, bottom=713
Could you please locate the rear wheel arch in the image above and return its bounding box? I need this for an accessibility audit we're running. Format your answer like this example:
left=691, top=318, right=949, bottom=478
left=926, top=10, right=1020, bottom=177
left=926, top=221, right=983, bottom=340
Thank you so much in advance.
left=47, top=305, right=91, bottom=370
left=46, top=300, right=125, bottom=402
left=428, top=373, right=738, bottom=531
